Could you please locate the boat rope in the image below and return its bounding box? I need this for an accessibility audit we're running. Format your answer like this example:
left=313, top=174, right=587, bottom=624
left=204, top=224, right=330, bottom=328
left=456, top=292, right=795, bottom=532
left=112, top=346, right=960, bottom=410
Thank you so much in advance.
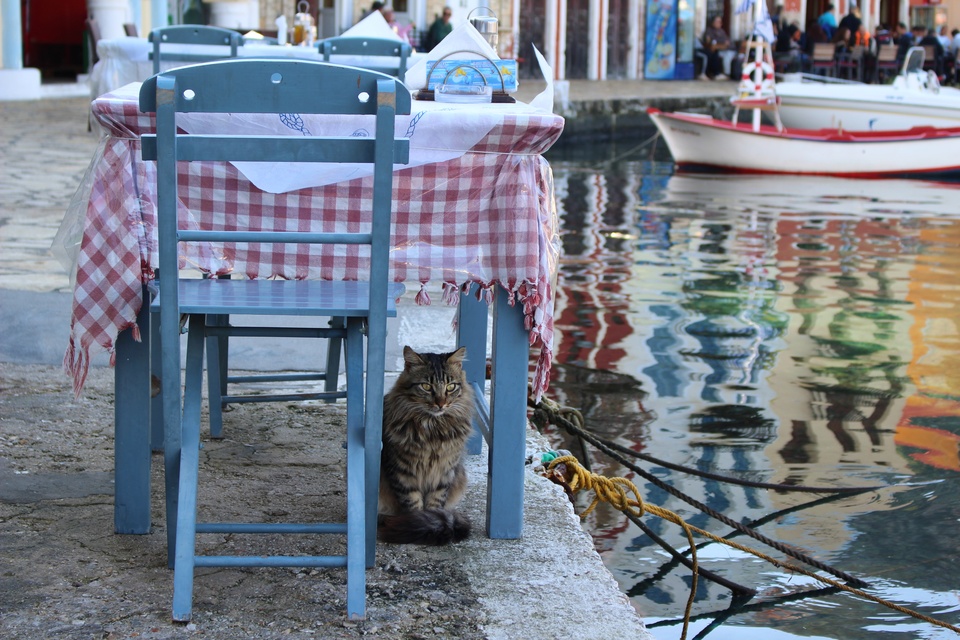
left=530, top=395, right=871, bottom=587
left=542, top=454, right=960, bottom=638
left=600, top=131, right=661, bottom=166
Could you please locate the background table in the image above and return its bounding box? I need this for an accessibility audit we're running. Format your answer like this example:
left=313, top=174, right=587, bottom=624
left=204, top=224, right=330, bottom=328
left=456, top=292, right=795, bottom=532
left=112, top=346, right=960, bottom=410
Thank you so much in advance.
left=64, top=81, right=564, bottom=539
left=90, top=37, right=427, bottom=98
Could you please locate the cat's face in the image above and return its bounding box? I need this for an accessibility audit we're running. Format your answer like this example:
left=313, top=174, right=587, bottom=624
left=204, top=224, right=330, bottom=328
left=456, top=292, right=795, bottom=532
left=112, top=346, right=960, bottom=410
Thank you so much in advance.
left=401, top=346, right=467, bottom=417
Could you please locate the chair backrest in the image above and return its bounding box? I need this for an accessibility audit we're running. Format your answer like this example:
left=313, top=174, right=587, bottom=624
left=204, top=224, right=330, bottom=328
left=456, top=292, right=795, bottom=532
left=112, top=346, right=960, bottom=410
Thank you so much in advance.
left=138, top=59, right=411, bottom=314
left=86, top=18, right=102, bottom=66
left=123, top=22, right=139, bottom=37
left=148, top=25, right=242, bottom=75
left=812, top=42, right=835, bottom=61
left=319, top=37, right=411, bottom=81
left=876, top=45, right=898, bottom=64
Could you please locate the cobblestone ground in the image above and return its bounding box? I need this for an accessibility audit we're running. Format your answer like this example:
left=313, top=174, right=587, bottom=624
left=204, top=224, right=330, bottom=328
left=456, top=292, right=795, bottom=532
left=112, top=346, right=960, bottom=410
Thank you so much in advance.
left=0, top=97, right=96, bottom=292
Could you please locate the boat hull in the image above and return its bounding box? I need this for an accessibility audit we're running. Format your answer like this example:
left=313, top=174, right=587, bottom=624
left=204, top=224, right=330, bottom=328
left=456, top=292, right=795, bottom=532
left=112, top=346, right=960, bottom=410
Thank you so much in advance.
left=775, top=82, right=960, bottom=131
left=648, top=109, right=960, bottom=178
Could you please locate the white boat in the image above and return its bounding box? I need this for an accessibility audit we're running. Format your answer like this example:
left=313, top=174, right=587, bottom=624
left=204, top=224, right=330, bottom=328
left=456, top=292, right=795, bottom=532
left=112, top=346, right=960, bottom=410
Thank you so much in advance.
left=775, top=48, right=960, bottom=131
left=648, top=108, right=960, bottom=178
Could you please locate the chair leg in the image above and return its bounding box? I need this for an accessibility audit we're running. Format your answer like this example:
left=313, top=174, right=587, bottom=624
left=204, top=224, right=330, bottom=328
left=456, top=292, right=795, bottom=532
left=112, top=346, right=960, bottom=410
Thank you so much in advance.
left=205, top=313, right=227, bottom=438
left=344, top=317, right=366, bottom=619
left=362, top=312, right=388, bottom=570
left=172, top=314, right=207, bottom=622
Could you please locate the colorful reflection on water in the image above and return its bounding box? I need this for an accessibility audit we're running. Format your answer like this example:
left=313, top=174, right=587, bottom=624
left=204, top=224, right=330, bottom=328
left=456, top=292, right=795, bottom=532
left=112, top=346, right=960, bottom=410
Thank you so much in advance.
left=543, top=155, right=960, bottom=639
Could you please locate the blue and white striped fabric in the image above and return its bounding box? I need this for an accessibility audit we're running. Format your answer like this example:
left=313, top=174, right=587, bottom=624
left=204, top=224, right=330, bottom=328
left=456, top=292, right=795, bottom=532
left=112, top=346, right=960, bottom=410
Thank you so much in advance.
left=735, top=0, right=776, bottom=43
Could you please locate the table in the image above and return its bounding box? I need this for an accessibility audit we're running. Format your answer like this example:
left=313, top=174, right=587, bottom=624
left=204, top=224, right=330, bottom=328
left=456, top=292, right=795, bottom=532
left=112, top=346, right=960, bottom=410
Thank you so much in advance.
left=63, top=81, right=564, bottom=540
left=90, top=36, right=427, bottom=98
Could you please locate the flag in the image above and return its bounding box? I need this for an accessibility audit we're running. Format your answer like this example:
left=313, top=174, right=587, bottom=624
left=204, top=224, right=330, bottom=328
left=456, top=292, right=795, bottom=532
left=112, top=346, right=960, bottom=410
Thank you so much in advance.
left=735, top=0, right=775, bottom=43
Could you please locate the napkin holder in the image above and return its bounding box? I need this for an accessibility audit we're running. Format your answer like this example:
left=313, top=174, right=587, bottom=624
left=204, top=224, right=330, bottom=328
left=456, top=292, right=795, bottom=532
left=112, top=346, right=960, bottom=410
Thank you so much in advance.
left=416, top=50, right=516, bottom=103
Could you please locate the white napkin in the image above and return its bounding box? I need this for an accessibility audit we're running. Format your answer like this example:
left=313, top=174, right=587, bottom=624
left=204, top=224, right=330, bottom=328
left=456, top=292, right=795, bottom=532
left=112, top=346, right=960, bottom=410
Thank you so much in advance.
left=340, top=11, right=403, bottom=41
left=528, top=45, right=555, bottom=113
left=404, top=22, right=498, bottom=91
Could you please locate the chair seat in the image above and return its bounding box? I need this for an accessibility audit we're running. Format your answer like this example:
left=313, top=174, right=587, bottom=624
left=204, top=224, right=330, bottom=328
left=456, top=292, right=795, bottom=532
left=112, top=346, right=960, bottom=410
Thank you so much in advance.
left=150, top=279, right=404, bottom=317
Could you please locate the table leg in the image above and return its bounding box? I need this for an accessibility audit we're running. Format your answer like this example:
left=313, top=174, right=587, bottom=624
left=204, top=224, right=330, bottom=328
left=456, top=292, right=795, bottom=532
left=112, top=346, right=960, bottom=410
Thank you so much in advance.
left=457, top=284, right=488, bottom=456
left=113, top=288, right=152, bottom=534
left=486, top=286, right=527, bottom=539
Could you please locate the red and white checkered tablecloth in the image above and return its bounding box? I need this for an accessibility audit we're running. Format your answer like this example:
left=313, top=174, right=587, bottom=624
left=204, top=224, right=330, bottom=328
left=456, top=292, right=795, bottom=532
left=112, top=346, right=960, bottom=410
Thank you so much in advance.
left=64, top=85, right=564, bottom=399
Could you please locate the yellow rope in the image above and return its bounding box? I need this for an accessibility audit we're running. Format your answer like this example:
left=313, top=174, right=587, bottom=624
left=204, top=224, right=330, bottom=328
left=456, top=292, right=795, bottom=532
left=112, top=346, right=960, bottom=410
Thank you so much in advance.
left=546, top=455, right=699, bottom=640
left=543, top=455, right=960, bottom=638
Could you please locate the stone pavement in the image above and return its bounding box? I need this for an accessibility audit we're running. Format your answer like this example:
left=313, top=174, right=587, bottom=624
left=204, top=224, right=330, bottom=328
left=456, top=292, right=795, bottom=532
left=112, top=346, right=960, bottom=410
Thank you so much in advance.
left=0, top=91, right=655, bottom=638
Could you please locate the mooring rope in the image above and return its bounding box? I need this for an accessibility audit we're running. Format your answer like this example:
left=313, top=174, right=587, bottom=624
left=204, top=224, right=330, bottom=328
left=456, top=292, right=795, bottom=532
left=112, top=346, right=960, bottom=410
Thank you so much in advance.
left=543, top=455, right=960, bottom=638
left=533, top=397, right=960, bottom=638
left=532, top=395, right=884, bottom=493
left=531, top=395, right=871, bottom=587
left=543, top=455, right=700, bottom=640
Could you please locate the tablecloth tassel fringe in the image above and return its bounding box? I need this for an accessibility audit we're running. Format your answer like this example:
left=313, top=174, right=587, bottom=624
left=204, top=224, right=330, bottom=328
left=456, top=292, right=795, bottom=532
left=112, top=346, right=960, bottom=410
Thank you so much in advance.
left=415, top=283, right=431, bottom=305
left=64, top=339, right=90, bottom=399
left=517, top=284, right=540, bottom=332
left=441, top=281, right=460, bottom=306
left=531, top=348, right=551, bottom=403
left=477, top=283, right=494, bottom=305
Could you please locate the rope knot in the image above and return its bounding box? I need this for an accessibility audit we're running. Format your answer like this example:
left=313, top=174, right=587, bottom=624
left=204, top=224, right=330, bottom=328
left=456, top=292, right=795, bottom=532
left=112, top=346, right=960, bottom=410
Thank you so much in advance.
left=545, top=455, right=645, bottom=518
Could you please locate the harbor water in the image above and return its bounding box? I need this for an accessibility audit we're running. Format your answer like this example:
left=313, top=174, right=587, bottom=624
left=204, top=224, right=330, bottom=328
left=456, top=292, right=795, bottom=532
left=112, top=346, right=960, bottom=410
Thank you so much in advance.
left=542, top=138, right=960, bottom=639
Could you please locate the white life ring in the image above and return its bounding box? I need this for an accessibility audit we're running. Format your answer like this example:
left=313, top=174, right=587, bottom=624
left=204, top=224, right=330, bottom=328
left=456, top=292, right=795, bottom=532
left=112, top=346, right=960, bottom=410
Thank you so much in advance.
left=740, top=59, right=775, bottom=93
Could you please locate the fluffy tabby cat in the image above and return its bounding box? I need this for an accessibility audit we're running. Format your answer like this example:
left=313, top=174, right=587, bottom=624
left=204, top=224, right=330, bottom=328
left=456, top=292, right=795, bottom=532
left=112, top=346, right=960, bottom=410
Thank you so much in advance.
left=378, top=346, right=475, bottom=545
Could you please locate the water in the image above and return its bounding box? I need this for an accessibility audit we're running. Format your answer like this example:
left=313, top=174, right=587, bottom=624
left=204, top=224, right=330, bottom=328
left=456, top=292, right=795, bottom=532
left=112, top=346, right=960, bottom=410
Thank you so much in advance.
left=542, top=140, right=960, bottom=640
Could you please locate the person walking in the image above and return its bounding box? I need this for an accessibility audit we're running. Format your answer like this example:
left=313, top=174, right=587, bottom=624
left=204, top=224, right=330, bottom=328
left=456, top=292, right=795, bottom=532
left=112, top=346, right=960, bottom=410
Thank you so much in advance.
left=424, top=6, right=453, bottom=51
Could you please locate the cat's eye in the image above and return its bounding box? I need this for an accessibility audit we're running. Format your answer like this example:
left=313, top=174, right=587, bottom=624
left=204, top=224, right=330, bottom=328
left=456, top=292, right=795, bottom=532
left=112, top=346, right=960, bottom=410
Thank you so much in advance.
left=445, top=383, right=458, bottom=392
left=419, top=383, right=432, bottom=391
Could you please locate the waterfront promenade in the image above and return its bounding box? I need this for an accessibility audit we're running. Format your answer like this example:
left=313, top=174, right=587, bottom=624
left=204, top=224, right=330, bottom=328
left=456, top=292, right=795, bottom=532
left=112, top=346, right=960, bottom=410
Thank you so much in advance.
left=0, top=77, right=733, bottom=638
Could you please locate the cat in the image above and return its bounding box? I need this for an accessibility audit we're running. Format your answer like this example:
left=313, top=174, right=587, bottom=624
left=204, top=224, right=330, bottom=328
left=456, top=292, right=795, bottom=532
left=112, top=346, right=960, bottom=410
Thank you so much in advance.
left=378, top=346, right=475, bottom=545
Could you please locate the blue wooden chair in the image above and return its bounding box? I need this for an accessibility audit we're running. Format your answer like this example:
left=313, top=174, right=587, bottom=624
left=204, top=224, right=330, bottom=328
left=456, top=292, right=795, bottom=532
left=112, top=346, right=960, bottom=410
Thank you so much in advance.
left=319, top=36, right=411, bottom=81
left=148, top=25, right=241, bottom=75
left=139, top=59, right=411, bottom=621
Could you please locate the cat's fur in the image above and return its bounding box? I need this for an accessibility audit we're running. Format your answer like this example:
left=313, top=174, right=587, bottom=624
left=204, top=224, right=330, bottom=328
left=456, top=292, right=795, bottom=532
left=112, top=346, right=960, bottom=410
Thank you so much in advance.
left=378, top=346, right=475, bottom=545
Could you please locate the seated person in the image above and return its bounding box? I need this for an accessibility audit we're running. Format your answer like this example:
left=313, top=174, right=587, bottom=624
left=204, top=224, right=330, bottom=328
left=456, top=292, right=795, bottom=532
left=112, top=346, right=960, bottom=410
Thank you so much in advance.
left=702, top=14, right=734, bottom=79
left=919, top=27, right=946, bottom=76
left=832, top=26, right=852, bottom=56
left=775, top=23, right=811, bottom=72
left=897, top=24, right=924, bottom=64
left=837, top=7, right=862, bottom=41
left=817, top=3, right=837, bottom=40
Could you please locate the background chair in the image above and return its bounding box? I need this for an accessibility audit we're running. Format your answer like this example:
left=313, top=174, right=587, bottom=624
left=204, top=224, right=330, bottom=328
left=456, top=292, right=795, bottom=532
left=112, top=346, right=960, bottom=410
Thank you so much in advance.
left=319, top=36, right=411, bottom=81
left=836, top=45, right=865, bottom=81
left=148, top=25, right=241, bottom=75
left=139, top=58, right=411, bottom=621
left=204, top=37, right=410, bottom=432
left=811, top=42, right=836, bottom=77
left=85, top=18, right=102, bottom=69
left=874, top=44, right=900, bottom=83
left=123, top=22, right=139, bottom=37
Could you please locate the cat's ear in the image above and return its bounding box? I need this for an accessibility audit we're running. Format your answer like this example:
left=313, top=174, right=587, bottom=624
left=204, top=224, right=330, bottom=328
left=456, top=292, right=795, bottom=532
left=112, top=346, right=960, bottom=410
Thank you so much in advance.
left=446, top=346, right=467, bottom=366
left=403, top=345, right=425, bottom=366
